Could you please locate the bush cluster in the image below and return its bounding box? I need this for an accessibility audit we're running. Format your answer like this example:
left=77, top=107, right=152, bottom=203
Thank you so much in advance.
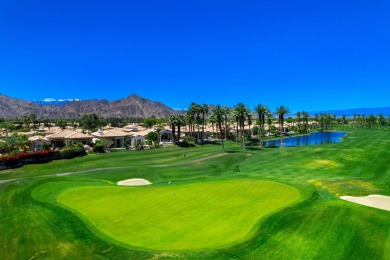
left=0, top=142, right=86, bottom=169
left=0, top=150, right=59, bottom=169
left=59, top=143, right=86, bottom=159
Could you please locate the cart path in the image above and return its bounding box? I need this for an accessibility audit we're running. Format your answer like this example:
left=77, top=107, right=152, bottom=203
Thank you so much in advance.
left=0, top=153, right=229, bottom=183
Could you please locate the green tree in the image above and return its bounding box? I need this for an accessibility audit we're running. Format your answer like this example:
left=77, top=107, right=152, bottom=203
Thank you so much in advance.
left=80, top=113, right=105, bottom=131
left=56, top=119, right=68, bottom=129
left=143, top=117, right=157, bottom=128
left=146, top=131, right=159, bottom=144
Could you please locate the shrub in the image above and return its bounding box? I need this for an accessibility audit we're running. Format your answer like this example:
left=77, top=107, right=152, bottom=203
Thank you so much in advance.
left=41, top=142, right=51, bottom=151
left=93, top=142, right=105, bottom=153
left=0, top=150, right=59, bottom=169
left=59, top=142, right=86, bottom=159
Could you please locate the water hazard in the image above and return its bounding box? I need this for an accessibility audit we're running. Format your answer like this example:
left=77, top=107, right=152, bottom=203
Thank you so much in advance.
left=264, top=131, right=347, bottom=147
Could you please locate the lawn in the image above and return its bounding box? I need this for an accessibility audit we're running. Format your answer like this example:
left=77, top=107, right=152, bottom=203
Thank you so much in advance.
left=1, top=127, right=390, bottom=259
left=41, top=179, right=300, bottom=251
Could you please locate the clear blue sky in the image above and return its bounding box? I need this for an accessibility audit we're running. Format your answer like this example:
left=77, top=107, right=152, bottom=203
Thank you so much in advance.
left=0, top=0, right=389, bottom=112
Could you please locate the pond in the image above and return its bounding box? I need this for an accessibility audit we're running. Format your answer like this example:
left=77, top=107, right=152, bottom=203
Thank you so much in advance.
left=264, top=131, right=347, bottom=147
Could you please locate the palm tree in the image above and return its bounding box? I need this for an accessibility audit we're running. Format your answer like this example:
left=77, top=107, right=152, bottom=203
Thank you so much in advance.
left=201, top=104, right=209, bottom=145
left=212, top=105, right=225, bottom=151
left=187, top=102, right=197, bottom=139
left=4, top=132, right=20, bottom=153
left=193, top=104, right=202, bottom=143
left=167, top=115, right=177, bottom=143
left=17, top=135, right=31, bottom=152
left=223, top=106, right=230, bottom=140
left=296, top=112, right=301, bottom=132
left=21, top=115, right=30, bottom=130
left=208, top=114, right=217, bottom=137
left=233, top=103, right=250, bottom=150
left=254, top=104, right=269, bottom=148
left=367, top=114, right=377, bottom=129
left=301, top=111, right=310, bottom=132
left=29, top=113, right=37, bottom=130
left=378, top=114, right=386, bottom=126
left=1, top=121, right=14, bottom=135
left=176, top=115, right=186, bottom=141
left=266, top=112, right=273, bottom=135
left=275, top=106, right=290, bottom=147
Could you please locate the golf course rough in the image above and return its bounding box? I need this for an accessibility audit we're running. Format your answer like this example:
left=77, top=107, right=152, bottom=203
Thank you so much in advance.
left=56, top=179, right=301, bottom=251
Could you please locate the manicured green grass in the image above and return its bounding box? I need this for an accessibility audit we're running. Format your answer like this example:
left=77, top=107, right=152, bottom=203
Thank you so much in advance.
left=1, top=127, right=390, bottom=259
left=48, top=179, right=300, bottom=250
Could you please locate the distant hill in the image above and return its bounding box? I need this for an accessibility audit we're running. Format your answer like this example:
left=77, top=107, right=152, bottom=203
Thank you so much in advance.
left=0, top=94, right=179, bottom=119
left=307, top=107, right=390, bottom=117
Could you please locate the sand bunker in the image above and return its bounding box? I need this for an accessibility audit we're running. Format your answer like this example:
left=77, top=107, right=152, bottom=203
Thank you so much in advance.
left=340, top=194, right=390, bottom=212
left=117, top=178, right=151, bottom=186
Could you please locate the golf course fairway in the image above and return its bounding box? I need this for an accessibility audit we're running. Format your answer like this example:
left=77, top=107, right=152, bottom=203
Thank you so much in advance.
left=56, top=179, right=301, bottom=250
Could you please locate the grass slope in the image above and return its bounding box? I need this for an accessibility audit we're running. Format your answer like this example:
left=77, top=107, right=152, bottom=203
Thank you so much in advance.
left=1, top=127, right=390, bottom=259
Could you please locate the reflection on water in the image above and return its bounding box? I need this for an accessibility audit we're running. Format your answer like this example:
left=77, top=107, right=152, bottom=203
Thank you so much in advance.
left=264, top=132, right=347, bottom=147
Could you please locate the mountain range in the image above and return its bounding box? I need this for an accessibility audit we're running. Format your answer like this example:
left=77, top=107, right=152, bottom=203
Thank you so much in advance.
left=0, top=94, right=178, bottom=119
left=0, top=93, right=389, bottom=120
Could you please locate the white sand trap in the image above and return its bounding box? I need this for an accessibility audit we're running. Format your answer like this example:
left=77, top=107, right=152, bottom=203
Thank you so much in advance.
left=117, top=178, right=151, bottom=186
left=340, top=194, right=390, bottom=212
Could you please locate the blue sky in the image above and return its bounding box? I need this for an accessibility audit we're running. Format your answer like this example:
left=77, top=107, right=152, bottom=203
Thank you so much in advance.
left=0, top=0, right=389, bottom=112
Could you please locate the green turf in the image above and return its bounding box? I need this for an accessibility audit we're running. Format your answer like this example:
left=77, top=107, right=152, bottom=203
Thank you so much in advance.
left=51, top=179, right=300, bottom=250
left=1, top=127, right=390, bottom=259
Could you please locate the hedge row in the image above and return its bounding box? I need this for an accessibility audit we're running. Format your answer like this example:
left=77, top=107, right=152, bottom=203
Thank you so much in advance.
left=0, top=147, right=86, bottom=169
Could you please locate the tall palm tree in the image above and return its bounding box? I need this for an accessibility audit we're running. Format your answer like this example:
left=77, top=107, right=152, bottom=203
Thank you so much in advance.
left=212, top=105, right=225, bottom=151
left=29, top=113, right=37, bottom=130
left=187, top=102, right=197, bottom=139
left=233, top=103, right=250, bottom=150
left=167, top=115, right=177, bottom=143
left=296, top=112, right=301, bottom=132
left=378, top=114, right=386, bottom=126
left=193, top=104, right=202, bottom=143
left=176, top=115, right=186, bottom=141
left=223, top=106, right=230, bottom=140
left=367, top=114, right=377, bottom=129
left=275, top=105, right=290, bottom=147
left=208, top=114, right=217, bottom=137
left=266, top=112, right=272, bottom=135
left=254, top=104, right=269, bottom=148
left=201, top=104, right=209, bottom=145
left=301, top=111, right=310, bottom=132
left=21, top=115, right=30, bottom=130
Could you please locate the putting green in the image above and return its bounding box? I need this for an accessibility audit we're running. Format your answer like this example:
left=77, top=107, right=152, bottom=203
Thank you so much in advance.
left=57, top=179, right=300, bottom=250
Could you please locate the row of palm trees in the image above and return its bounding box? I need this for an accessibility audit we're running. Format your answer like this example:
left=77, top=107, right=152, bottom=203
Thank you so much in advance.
left=165, top=103, right=293, bottom=150
left=168, top=102, right=390, bottom=151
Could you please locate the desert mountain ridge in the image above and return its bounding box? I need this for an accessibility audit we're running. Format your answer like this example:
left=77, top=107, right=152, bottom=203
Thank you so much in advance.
left=1, top=93, right=389, bottom=120
left=0, top=94, right=180, bottom=119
